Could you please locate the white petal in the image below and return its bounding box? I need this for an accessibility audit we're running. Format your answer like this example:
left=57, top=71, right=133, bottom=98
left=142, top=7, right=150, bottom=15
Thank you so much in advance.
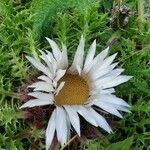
left=83, top=40, right=96, bottom=73
left=103, top=68, right=124, bottom=78
left=93, top=101, right=123, bottom=118
left=89, top=66, right=112, bottom=81
left=110, top=62, right=119, bottom=69
left=26, top=56, right=53, bottom=79
left=39, top=50, right=53, bottom=73
left=66, top=114, right=71, bottom=140
left=54, top=69, right=66, bottom=82
left=64, top=106, right=80, bottom=136
left=46, top=109, right=56, bottom=150
left=29, top=81, right=54, bottom=92
left=46, top=37, right=62, bottom=61
left=20, top=99, right=51, bottom=108
left=28, top=92, right=54, bottom=103
left=113, top=105, right=131, bottom=113
left=100, top=88, right=115, bottom=94
left=99, top=53, right=117, bottom=69
left=74, top=106, right=98, bottom=127
left=46, top=51, right=57, bottom=74
left=93, top=69, right=125, bottom=87
left=58, top=44, right=68, bottom=69
left=90, top=88, right=115, bottom=96
left=89, top=47, right=109, bottom=73
left=56, top=107, right=68, bottom=146
left=89, top=108, right=112, bottom=133
left=93, top=46, right=109, bottom=65
left=89, top=63, right=119, bottom=81
left=55, top=82, right=65, bottom=96
left=38, top=75, right=52, bottom=84
left=102, top=75, right=133, bottom=89
left=90, top=52, right=117, bottom=76
left=69, top=36, right=85, bottom=73
left=100, top=94, right=130, bottom=107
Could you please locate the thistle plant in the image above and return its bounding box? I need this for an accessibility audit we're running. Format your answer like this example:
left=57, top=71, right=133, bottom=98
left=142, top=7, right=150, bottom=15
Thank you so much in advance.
left=0, top=0, right=150, bottom=149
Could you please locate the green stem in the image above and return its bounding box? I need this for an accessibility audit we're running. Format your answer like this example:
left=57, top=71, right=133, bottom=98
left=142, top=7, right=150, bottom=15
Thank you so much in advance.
left=137, top=0, right=144, bottom=28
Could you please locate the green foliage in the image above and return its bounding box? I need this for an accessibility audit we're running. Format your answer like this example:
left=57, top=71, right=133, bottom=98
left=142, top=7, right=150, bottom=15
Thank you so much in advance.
left=106, top=136, right=133, bottom=150
left=0, top=103, right=20, bottom=128
left=31, top=0, right=96, bottom=40
left=0, top=0, right=150, bottom=149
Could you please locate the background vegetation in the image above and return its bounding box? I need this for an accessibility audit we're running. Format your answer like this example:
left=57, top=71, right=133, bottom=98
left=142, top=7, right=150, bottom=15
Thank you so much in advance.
left=0, top=0, right=150, bottom=149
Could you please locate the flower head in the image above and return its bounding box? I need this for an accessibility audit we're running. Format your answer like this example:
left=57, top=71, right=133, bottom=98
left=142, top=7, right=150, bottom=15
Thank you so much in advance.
left=20, top=36, right=132, bottom=150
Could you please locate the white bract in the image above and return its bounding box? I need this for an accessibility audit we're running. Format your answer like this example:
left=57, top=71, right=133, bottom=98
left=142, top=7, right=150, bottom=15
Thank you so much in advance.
left=20, top=36, right=132, bottom=150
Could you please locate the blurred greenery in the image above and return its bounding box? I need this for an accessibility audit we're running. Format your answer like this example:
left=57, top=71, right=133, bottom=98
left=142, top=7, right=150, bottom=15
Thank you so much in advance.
left=0, top=0, right=150, bottom=149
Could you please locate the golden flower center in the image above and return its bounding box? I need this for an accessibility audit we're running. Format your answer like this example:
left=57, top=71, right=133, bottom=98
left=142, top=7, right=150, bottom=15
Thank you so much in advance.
left=55, top=73, right=89, bottom=106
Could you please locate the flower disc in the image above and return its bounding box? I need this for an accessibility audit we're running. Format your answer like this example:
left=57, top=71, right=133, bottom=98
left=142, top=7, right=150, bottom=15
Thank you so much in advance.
left=55, top=73, right=89, bottom=106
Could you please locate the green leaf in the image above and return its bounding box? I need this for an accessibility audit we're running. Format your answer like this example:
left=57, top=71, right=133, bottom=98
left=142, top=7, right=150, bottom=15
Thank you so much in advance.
left=106, top=136, right=134, bottom=150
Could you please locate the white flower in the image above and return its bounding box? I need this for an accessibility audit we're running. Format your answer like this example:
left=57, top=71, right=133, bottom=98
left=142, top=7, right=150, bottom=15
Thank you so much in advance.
left=20, top=36, right=132, bottom=150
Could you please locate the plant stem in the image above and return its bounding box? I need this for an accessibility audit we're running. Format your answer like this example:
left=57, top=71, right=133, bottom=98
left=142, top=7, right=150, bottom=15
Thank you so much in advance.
left=60, top=135, right=78, bottom=150
left=137, top=0, right=144, bottom=29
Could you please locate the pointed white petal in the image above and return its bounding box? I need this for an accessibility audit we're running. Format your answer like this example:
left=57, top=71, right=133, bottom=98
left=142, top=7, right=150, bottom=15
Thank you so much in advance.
left=20, top=99, right=51, bottom=108
left=100, top=94, right=130, bottom=107
left=74, top=106, right=98, bottom=127
left=46, top=37, right=61, bottom=61
left=111, top=104, right=131, bottom=113
left=91, top=93, right=131, bottom=113
left=58, top=44, right=68, bottom=69
left=89, top=47, right=109, bottom=73
left=46, top=51, right=57, bottom=74
left=26, top=56, right=53, bottom=79
left=83, top=40, right=96, bottom=73
left=28, top=92, right=54, bottom=103
left=89, top=108, right=112, bottom=133
left=103, top=68, right=124, bottom=78
left=93, top=46, right=109, bottom=65
left=93, top=68, right=125, bottom=87
left=90, top=52, right=117, bottom=75
left=38, top=75, right=52, bottom=84
left=69, top=36, right=85, bottom=73
left=110, top=62, right=119, bottom=69
left=93, top=70, right=130, bottom=90
left=66, top=114, right=71, bottom=140
left=55, top=82, right=65, bottom=95
left=89, top=63, right=119, bottom=81
left=99, top=53, right=117, bottom=69
left=102, top=75, right=133, bottom=89
left=39, top=50, right=53, bottom=73
left=54, top=69, right=66, bottom=82
left=46, top=109, right=56, bottom=150
left=28, top=81, right=54, bottom=92
left=64, top=106, right=80, bottom=136
left=93, top=101, right=123, bottom=118
left=56, top=107, right=68, bottom=146
left=89, top=66, right=112, bottom=81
